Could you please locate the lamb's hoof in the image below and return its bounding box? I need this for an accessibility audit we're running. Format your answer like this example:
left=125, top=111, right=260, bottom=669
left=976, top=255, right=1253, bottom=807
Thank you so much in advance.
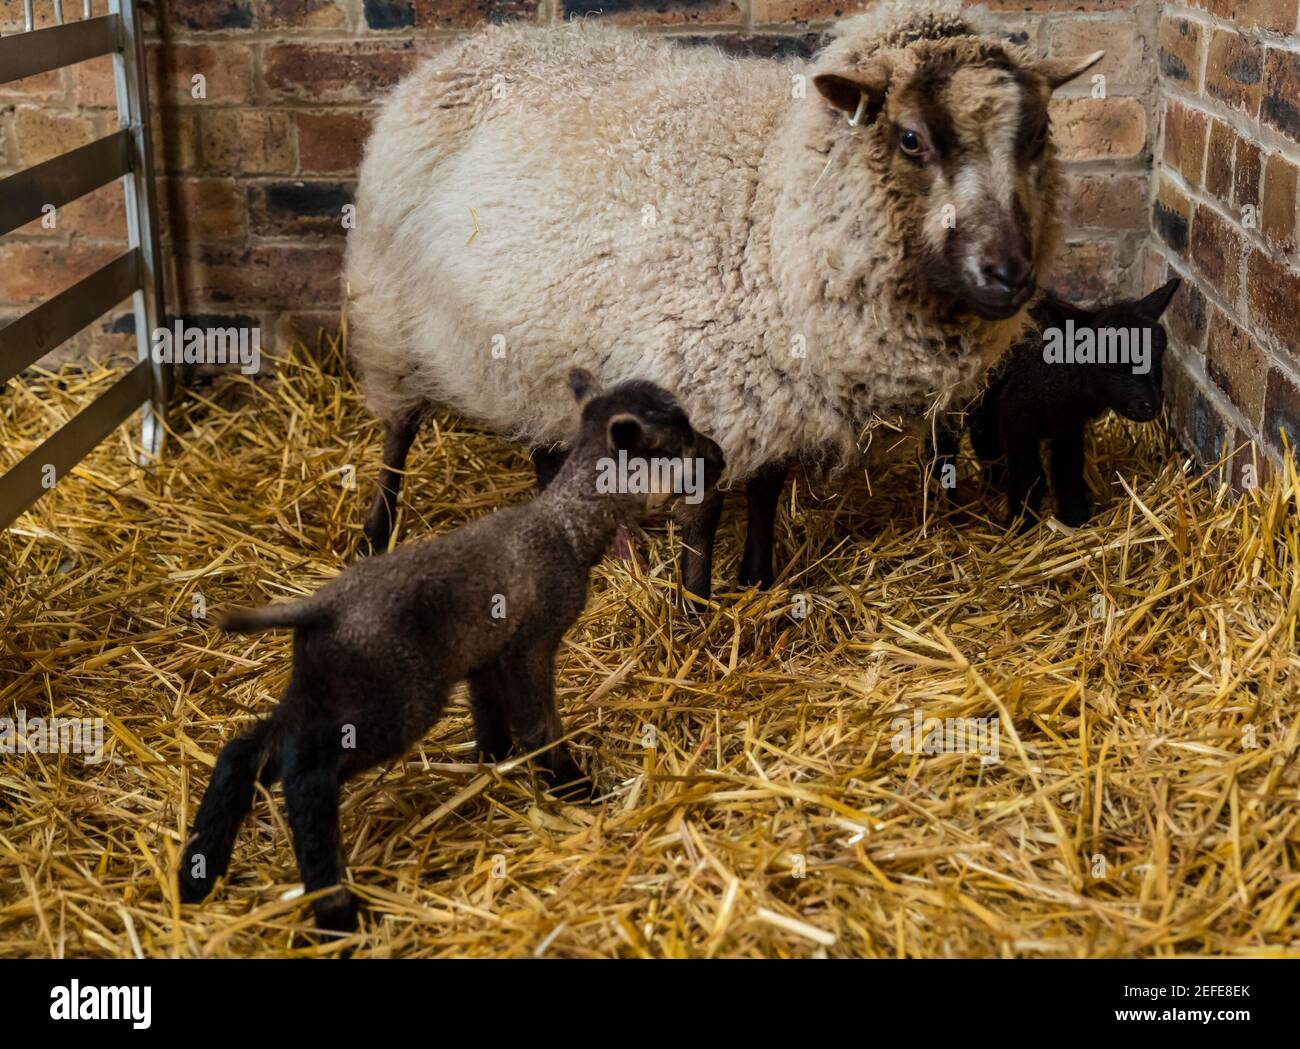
left=312, top=888, right=360, bottom=935
left=177, top=869, right=212, bottom=904
left=542, top=759, right=597, bottom=803
left=1056, top=505, right=1090, bottom=529
left=737, top=565, right=774, bottom=590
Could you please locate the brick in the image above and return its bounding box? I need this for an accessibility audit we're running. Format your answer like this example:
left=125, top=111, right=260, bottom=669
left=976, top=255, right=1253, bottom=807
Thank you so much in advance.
left=1049, top=18, right=1143, bottom=84
left=296, top=112, right=373, bottom=174
left=1048, top=240, right=1117, bottom=304
left=1158, top=15, right=1202, bottom=88
left=751, top=1, right=886, bottom=23
left=414, top=0, right=542, bottom=28
left=1066, top=173, right=1148, bottom=230
left=365, top=0, right=416, bottom=28
left=0, top=68, right=65, bottom=103
left=972, top=1, right=1139, bottom=9
left=676, top=33, right=824, bottom=60
left=1166, top=274, right=1207, bottom=350
left=1204, top=30, right=1263, bottom=117
left=1206, top=307, right=1268, bottom=425
left=0, top=242, right=123, bottom=305
left=1247, top=250, right=1300, bottom=351
left=201, top=110, right=296, bottom=175
left=263, top=42, right=417, bottom=103
left=1162, top=100, right=1206, bottom=188
left=248, top=181, right=355, bottom=237
left=1049, top=97, right=1147, bottom=162
left=1264, top=367, right=1300, bottom=461
left=1190, top=205, right=1246, bottom=304
left=1237, top=0, right=1300, bottom=32
left=1261, top=153, right=1298, bottom=252
left=60, top=184, right=130, bottom=242
left=1153, top=178, right=1192, bottom=255
left=71, top=56, right=119, bottom=110
left=179, top=244, right=344, bottom=308
left=150, top=43, right=256, bottom=106
left=255, top=0, right=351, bottom=28
left=1233, top=137, right=1262, bottom=210
left=559, top=0, right=740, bottom=25
left=169, top=0, right=256, bottom=30
left=1203, top=119, right=1234, bottom=204
left=1143, top=246, right=1168, bottom=291
left=12, top=107, right=95, bottom=166
left=162, top=178, right=245, bottom=242
left=1262, top=48, right=1300, bottom=145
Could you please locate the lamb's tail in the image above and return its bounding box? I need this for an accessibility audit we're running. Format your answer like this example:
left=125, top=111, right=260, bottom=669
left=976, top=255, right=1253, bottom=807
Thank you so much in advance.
left=218, top=598, right=332, bottom=634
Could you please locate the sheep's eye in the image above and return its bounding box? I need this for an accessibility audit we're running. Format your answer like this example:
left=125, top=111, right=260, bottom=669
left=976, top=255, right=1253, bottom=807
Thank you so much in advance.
left=898, top=128, right=924, bottom=157
left=1032, top=122, right=1049, bottom=147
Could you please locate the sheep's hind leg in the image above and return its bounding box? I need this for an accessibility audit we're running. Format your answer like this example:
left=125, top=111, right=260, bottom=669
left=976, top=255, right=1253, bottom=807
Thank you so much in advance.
left=739, top=462, right=787, bottom=589
left=179, top=716, right=279, bottom=904
left=361, top=408, right=425, bottom=555
left=281, top=723, right=357, bottom=934
left=675, top=486, right=724, bottom=603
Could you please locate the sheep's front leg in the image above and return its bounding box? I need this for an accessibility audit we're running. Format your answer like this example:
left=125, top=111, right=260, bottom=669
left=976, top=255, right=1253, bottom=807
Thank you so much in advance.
left=467, top=662, right=512, bottom=762
left=281, top=724, right=357, bottom=934
left=179, top=717, right=278, bottom=904
left=674, top=486, right=724, bottom=603
left=499, top=642, right=592, bottom=800
left=1004, top=438, right=1046, bottom=531
left=739, top=462, right=787, bottom=589
left=530, top=446, right=569, bottom=492
left=361, top=408, right=425, bottom=555
left=1050, top=425, right=1090, bottom=527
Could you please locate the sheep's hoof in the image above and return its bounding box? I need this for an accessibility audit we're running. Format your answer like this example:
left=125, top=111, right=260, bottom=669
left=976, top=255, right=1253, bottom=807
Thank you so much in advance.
left=312, top=887, right=360, bottom=935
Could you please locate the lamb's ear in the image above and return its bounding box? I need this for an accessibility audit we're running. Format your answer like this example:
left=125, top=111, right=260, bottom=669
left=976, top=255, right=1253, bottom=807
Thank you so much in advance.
left=606, top=413, right=644, bottom=454
left=568, top=367, right=600, bottom=407
left=1137, top=277, right=1181, bottom=319
left=813, top=57, right=891, bottom=125
left=1035, top=50, right=1105, bottom=90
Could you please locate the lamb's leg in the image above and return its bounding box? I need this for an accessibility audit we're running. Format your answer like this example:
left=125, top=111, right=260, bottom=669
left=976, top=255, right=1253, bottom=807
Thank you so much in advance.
left=1050, top=425, right=1090, bottom=527
left=179, top=717, right=278, bottom=904
left=968, top=394, right=1005, bottom=489
left=467, top=663, right=512, bottom=762
left=739, top=462, right=787, bottom=589
left=674, top=486, right=724, bottom=603
left=1003, top=428, right=1046, bottom=531
left=361, top=409, right=425, bottom=555
left=281, top=723, right=356, bottom=933
left=499, top=642, right=592, bottom=800
left=530, top=445, right=569, bottom=492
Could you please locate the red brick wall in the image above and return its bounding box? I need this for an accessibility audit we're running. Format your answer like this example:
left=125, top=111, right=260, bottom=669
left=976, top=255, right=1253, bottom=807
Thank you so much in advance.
left=1, top=0, right=1157, bottom=365
left=1150, top=0, right=1300, bottom=484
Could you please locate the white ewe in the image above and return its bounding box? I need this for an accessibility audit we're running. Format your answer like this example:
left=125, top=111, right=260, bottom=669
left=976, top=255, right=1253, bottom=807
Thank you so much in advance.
left=345, top=1, right=1102, bottom=596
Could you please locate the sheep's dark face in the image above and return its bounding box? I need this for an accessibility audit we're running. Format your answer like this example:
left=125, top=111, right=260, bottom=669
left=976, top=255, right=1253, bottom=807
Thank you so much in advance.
left=815, top=39, right=1104, bottom=321
left=567, top=370, right=726, bottom=509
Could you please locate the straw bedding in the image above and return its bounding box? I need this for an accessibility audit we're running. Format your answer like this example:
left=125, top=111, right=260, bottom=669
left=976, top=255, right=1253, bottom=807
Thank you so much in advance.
left=2, top=336, right=1298, bottom=958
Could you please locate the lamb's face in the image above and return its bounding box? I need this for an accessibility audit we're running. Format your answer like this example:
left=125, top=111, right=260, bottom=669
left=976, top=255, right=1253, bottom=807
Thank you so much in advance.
left=814, top=38, right=1104, bottom=321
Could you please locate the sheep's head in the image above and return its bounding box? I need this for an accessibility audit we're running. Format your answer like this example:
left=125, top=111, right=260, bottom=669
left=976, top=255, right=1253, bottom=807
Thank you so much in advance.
left=813, top=34, right=1103, bottom=321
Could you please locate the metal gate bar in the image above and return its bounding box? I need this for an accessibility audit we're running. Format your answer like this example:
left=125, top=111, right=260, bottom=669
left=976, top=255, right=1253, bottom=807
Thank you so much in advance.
left=0, top=0, right=167, bottom=532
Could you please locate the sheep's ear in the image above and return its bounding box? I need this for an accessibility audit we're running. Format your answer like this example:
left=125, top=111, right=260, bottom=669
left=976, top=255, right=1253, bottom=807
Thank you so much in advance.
left=606, top=413, right=644, bottom=454
left=1035, top=50, right=1105, bottom=90
left=1137, top=277, right=1181, bottom=319
left=813, top=58, right=891, bottom=125
left=568, top=367, right=600, bottom=407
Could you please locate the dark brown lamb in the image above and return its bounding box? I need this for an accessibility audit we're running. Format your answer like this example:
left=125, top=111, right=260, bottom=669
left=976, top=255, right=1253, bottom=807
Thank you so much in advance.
left=177, top=372, right=724, bottom=933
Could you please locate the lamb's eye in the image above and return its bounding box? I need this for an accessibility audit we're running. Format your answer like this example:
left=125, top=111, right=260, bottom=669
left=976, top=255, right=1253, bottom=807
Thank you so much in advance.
left=898, top=128, right=924, bottom=157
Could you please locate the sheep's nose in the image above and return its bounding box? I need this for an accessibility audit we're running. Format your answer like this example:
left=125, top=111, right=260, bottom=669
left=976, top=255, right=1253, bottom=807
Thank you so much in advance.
left=981, top=258, right=1032, bottom=297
